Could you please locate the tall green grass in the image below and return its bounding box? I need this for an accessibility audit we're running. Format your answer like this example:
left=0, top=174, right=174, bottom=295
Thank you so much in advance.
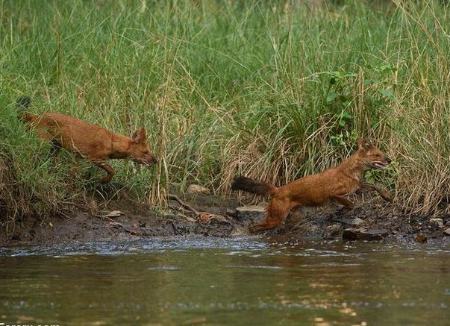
left=0, top=0, right=449, bottom=219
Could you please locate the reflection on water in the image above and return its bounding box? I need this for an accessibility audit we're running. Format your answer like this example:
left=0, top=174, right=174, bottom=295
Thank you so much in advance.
left=0, top=237, right=449, bottom=325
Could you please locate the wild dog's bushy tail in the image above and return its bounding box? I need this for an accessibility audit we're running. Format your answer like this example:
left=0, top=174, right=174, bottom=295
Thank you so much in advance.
left=231, top=176, right=276, bottom=196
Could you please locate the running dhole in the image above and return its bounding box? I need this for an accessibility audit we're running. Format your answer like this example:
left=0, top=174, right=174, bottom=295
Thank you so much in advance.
left=16, top=96, right=157, bottom=183
left=232, top=139, right=392, bottom=232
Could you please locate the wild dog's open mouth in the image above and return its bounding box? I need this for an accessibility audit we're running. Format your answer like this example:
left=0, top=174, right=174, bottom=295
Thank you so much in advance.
left=371, top=161, right=389, bottom=169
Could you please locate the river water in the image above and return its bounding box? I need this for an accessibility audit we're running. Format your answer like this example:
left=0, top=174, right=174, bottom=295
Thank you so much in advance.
left=0, top=237, right=449, bottom=325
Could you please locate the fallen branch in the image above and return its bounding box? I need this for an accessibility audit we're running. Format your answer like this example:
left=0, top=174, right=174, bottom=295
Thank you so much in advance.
left=168, top=194, right=200, bottom=216
left=167, top=194, right=228, bottom=224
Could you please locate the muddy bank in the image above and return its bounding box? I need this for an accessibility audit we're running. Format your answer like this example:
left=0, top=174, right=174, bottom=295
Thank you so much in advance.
left=1, top=193, right=449, bottom=247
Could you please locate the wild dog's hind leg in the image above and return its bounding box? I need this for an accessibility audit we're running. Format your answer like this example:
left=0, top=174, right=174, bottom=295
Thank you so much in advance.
left=92, top=160, right=115, bottom=183
left=250, top=197, right=291, bottom=233
left=47, top=139, right=62, bottom=159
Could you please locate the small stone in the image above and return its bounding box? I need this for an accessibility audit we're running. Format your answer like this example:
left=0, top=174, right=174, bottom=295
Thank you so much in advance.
left=308, top=224, right=320, bottom=234
left=197, top=212, right=214, bottom=224
left=230, top=225, right=248, bottom=236
left=103, top=210, right=124, bottom=218
left=325, top=224, right=341, bottom=239
left=415, top=233, right=428, bottom=243
left=333, top=217, right=364, bottom=226
left=430, top=218, right=444, bottom=228
left=235, top=206, right=266, bottom=223
left=186, top=184, right=210, bottom=194
left=226, top=208, right=237, bottom=217
left=351, top=217, right=364, bottom=226
left=430, top=230, right=443, bottom=239
left=444, top=228, right=450, bottom=236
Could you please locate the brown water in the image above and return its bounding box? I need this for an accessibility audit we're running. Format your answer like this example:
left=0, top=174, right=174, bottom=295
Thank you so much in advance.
left=0, top=237, right=449, bottom=325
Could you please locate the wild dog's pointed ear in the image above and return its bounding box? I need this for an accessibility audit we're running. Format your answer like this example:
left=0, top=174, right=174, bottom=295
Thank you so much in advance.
left=357, top=138, right=371, bottom=151
left=132, top=128, right=147, bottom=144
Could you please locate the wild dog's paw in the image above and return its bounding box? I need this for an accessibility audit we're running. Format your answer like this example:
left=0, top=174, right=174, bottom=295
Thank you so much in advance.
left=249, top=223, right=276, bottom=234
left=248, top=224, right=262, bottom=234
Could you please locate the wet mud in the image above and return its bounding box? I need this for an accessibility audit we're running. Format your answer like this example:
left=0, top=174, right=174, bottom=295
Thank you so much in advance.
left=1, top=192, right=449, bottom=247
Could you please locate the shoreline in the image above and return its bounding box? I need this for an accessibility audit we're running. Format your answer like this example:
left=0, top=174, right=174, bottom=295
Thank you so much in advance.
left=1, top=194, right=449, bottom=248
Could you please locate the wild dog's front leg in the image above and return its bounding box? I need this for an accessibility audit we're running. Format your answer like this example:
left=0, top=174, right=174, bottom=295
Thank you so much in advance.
left=47, top=139, right=62, bottom=159
left=250, top=197, right=291, bottom=233
left=333, top=195, right=354, bottom=209
left=360, top=182, right=393, bottom=202
left=92, top=160, right=115, bottom=183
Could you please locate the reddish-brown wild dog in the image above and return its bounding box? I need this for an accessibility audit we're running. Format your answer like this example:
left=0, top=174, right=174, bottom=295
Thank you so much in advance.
left=232, top=139, right=392, bottom=232
left=16, top=96, right=157, bottom=183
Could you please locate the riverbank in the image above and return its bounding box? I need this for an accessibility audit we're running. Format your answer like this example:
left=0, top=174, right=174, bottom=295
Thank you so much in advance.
left=2, top=192, right=448, bottom=247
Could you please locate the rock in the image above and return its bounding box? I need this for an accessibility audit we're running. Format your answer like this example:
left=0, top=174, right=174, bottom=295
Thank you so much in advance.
left=415, top=233, right=428, bottom=243
left=430, top=218, right=444, bottom=228
left=325, top=224, right=342, bottom=239
left=444, top=228, right=450, bottom=236
left=103, top=210, right=124, bottom=218
left=187, top=184, right=210, bottom=194
left=197, top=212, right=214, bottom=224
left=430, top=230, right=443, bottom=239
left=307, top=223, right=320, bottom=235
left=230, top=225, right=248, bottom=236
left=197, top=212, right=229, bottom=224
left=342, top=228, right=388, bottom=241
left=333, top=217, right=365, bottom=226
left=235, top=205, right=266, bottom=223
left=351, top=217, right=365, bottom=226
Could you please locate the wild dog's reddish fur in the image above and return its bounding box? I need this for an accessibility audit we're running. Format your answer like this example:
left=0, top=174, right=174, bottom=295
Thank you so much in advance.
left=17, top=97, right=157, bottom=183
left=232, top=139, right=393, bottom=232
